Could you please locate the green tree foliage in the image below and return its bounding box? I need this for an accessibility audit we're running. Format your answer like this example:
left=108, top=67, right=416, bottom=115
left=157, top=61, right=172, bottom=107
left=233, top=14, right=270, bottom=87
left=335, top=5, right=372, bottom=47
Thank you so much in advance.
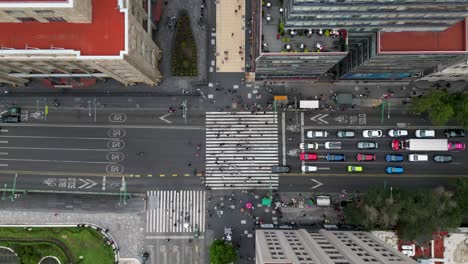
left=455, top=178, right=468, bottom=213
left=209, top=239, right=237, bottom=264
left=409, top=89, right=468, bottom=127
left=344, top=188, right=462, bottom=241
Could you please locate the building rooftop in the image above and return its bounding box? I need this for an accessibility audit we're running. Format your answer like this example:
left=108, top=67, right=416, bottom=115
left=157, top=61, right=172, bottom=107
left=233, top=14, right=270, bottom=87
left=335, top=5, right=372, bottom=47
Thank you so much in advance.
left=0, top=0, right=124, bottom=56
left=379, top=19, right=467, bottom=52
left=260, top=0, right=347, bottom=54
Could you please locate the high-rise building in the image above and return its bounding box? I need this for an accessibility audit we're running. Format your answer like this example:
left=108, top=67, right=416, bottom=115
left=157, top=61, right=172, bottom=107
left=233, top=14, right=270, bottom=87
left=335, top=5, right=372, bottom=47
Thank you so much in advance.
left=255, top=229, right=417, bottom=264
left=0, top=0, right=162, bottom=86
left=283, top=0, right=468, bottom=33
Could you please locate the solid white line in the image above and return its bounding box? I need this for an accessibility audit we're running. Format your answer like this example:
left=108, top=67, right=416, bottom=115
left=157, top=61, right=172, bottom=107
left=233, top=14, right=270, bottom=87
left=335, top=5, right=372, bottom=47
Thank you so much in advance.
left=0, top=129, right=8, bottom=132
left=0, top=135, right=110, bottom=140
left=0, top=158, right=114, bottom=164
left=0, top=164, right=8, bottom=167
left=1, top=123, right=204, bottom=130
left=145, top=235, right=205, bottom=239
left=282, top=112, right=286, bottom=165
left=0, top=147, right=110, bottom=151
left=0, top=152, right=7, bottom=155
left=0, top=141, right=8, bottom=144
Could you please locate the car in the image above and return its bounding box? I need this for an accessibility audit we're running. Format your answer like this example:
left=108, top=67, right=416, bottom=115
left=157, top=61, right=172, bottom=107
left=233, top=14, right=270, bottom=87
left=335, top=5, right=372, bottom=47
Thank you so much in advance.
left=444, top=129, right=465, bottom=138
left=356, top=153, right=376, bottom=161
left=326, top=154, right=345, bottom=161
left=347, top=165, right=363, bottom=172
left=391, top=139, right=407, bottom=150
left=388, top=129, right=408, bottom=138
left=448, top=142, right=466, bottom=151
left=306, top=130, right=329, bottom=138
left=362, top=130, right=383, bottom=138
left=324, top=141, right=342, bottom=149
left=299, top=143, right=319, bottom=150
left=300, top=153, right=318, bottom=161
left=433, top=155, right=453, bottom=163
left=337, top=130, right=355, bottom=138
left=385, top=166, right=404, bottom=174
left=401, top=245, right=413, bottom=250
left=1, top=115, right=20, bottom=123
left=385, top=154, right=404, bottom=162
left=301, top=165, right=318, bottom=172
left=415, top=129, right=435, bottom=138
left=271, top=166, right=290, bottom=173
left=408, top=154, right=428, bottom=162
left=357, top=141, right=378, bottom=149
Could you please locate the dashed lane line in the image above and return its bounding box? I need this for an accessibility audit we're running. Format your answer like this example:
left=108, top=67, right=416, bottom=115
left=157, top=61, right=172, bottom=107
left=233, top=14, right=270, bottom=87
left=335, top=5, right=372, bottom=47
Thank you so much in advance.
left=0, top=123, right=204, bottom=130
left=0, top=169, right=130, bottom=177
left=281, top=173, right=468, bottom=178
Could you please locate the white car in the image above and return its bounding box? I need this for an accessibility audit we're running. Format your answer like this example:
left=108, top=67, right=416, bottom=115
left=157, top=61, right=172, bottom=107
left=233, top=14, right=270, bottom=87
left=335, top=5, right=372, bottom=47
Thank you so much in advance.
left=306, top=130, right=328, bottom=138
left=324, top=141, right=342, bottom=149
left=408, top=154, right=428, bottom=162
left=299, top=143, right=319, bottom=150
left=415, top=129, right=435, bottom=138
left=301, top=165, right=318, bottom=172
left=388, top=129, right=409, bottom=138
left=362, top=130, right=383, bottom=138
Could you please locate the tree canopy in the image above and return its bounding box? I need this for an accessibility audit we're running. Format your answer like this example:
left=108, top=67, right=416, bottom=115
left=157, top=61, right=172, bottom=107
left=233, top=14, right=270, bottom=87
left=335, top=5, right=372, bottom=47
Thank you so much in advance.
left=409, top=89, right=468, bottom=127
left=209, top=239, right=237, bottom=264
left=344, top=187, right=462, bottom=241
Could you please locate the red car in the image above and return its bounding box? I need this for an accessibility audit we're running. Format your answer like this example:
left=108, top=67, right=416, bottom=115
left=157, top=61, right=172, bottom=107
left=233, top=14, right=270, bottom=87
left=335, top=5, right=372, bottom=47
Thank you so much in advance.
left=448, top=142, right=466, bottom=150
left=356, top=153, right=376, bottom=161
left=300, top=153, right=317, bottom=161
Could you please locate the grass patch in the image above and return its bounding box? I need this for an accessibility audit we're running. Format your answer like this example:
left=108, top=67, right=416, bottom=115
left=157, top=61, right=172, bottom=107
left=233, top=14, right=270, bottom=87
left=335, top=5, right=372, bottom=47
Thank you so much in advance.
left=0, top=241, right=68, bottom=264
left=172, top=10, right=198, bottom=76
left=0, top=227, right=114, bottom=264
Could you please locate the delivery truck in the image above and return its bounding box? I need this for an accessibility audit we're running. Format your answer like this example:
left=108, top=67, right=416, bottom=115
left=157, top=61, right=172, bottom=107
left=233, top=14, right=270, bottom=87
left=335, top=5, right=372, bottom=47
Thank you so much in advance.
left=391, top=139, right=448, bottom=151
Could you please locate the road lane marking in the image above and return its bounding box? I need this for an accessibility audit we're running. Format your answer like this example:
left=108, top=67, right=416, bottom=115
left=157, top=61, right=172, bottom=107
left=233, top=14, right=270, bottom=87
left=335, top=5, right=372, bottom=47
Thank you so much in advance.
left=184, top=173, right=190, bottom=177
left=160, top=174, right=165, bottom=177
left=0, top=123, right=204, bottom=130
left=0, top=141, right=8, bottom=144
left=0, top=164, right=7, bottom=167
left=147, top=174, right=153, bottom=177
left=0, top=135, right=110, bottom=140
left=171, top=173, right=178, bottom=177
left=0, top=147, right=110, bottom=151
left=0, top=158, right=115, bottom=164
left=0, top=169, right=130, bottom=177
left=301, top=112, right=305, bottom=174
left=0, top=129, right=7, bottom=132
left=0, top=152, right=7, bottom=155
left=280, top=173, right=468, bottom=178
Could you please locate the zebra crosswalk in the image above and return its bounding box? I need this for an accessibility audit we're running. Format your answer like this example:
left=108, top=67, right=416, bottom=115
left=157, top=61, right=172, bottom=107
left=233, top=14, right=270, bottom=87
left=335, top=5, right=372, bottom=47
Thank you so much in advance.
left=146, top=190, right=206, bottom=233
left=205, top=111, right=279, bottom=190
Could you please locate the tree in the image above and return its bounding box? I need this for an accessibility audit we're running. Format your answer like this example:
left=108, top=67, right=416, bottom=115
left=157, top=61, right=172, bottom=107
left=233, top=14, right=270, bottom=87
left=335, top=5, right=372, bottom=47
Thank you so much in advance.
left=344, top=188, right=462, bottom=241
left=409, top=89, right=468, bottom=127
left=209, top=239, right=237, bottom=264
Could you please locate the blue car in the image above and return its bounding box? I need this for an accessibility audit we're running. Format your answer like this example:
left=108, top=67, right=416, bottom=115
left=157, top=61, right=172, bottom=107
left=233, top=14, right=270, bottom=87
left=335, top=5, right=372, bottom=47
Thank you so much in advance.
left=386, top=166, right=404, bottom=174
left=385, top=154, right=404, bottom=162
left=326, top=154, right=346, bottom=161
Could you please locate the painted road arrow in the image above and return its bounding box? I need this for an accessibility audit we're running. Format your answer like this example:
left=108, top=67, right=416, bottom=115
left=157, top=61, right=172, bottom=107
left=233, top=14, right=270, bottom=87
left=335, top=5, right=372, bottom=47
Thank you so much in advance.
left=310, top=179, right=324, bottom=189
left=78, top=178, right=98, bottom=189
left=159, top=113, right=173, bottom=124
left=310, top=114, right=329, bottom=124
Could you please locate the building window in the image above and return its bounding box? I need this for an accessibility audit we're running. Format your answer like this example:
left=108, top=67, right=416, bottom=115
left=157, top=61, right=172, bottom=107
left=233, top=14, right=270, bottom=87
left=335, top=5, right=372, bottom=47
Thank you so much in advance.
left=16, top=17, right=38, bottom=22
left=45, top=17, right=66, bottom=22
left=5, top=10, right=25, bottom=14
left=34, top=10, right=54, bottom=14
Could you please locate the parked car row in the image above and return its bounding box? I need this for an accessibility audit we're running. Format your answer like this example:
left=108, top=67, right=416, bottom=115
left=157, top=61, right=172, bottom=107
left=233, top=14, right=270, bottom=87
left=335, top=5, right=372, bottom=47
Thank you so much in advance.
left=306, top=129, right=464, bottom=139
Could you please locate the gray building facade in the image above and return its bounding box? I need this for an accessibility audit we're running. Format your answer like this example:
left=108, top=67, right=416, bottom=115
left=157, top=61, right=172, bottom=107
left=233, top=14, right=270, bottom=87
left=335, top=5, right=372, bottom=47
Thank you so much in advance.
left=255, top=229, right=417, bottom=264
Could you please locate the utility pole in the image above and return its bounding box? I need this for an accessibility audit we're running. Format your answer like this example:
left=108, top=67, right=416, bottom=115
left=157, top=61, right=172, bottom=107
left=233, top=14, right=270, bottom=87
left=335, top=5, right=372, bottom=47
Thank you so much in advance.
left=181, top=99, right=187, bottom=124
left=10, top=173, right=17, bottom=201
left=93, top=98, right=97, bottom=122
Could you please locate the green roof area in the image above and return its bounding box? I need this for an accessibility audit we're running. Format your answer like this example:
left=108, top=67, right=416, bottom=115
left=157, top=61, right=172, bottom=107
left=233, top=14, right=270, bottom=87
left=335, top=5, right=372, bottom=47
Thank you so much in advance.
left=0, top=227, right=115, bottom=264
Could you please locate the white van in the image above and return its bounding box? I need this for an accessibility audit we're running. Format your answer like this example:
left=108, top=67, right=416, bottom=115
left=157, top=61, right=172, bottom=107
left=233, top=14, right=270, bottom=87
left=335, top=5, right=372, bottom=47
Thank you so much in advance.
left=408, top=154, right=429, bottom=162
left=316, top=195, right=331, bottom=207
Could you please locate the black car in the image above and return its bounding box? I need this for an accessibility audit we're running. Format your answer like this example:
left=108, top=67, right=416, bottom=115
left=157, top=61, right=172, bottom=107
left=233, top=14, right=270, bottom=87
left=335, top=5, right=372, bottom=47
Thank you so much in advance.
left=433, top=155, right=453, bottom=163
left=271, top=166, right=290, bottom=173
left=444, top=129, right=465, bottom=138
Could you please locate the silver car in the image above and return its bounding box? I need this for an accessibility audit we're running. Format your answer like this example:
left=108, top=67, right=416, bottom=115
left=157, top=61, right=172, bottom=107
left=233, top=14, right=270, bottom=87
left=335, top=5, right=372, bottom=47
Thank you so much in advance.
left=337, top=130, right=355, bottom=138
left=357, top=141, right=378, bottom=149
left=325, top=141, right=342, bottom=149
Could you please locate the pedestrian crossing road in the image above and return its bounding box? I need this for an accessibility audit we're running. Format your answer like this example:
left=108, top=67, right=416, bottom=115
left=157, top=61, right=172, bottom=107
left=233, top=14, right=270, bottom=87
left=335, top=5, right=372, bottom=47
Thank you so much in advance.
left=205, top=112, right=279, bottom=190
left=146, top=190, right=206, bottom=233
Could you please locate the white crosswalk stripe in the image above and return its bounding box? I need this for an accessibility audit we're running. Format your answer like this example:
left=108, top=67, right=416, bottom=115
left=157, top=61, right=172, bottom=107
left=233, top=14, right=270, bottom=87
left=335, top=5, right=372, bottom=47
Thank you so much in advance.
left=205, top=111, right=279, bottom=190
left=146, top=190, right=206, bottom=233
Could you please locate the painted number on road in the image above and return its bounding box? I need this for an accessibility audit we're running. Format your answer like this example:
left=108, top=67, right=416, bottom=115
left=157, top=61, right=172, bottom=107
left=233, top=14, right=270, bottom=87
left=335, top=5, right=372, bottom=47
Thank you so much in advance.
left=43, top=178, right=76, bottom=189
left=108, top=128, right=126, bottom=138
left=107, top=140, right=125, bottom=150
left=109, top=113, right=127, bottom=123
left=106, top=164, right=124, bottom=174
left=358, top=114, right=367, bottom=125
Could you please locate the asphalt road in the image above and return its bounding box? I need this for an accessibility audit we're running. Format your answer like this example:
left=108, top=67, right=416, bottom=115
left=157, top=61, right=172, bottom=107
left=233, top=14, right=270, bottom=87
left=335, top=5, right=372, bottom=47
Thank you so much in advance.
left=0, top=96, right=465, bottom=195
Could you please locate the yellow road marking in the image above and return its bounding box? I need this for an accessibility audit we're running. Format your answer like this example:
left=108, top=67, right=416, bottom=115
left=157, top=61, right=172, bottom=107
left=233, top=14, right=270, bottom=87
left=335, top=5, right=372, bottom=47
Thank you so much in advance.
left=184, top=173, right=190, bottom=177
left=171, top=173, right=178, bottom=177
left=135, top=174, right=141, bottom=178
left=147, top=174, right=153, bottom=177
left=196, top=173, right=203, bottom=177
left=160, top=174, right=165, bottom=177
